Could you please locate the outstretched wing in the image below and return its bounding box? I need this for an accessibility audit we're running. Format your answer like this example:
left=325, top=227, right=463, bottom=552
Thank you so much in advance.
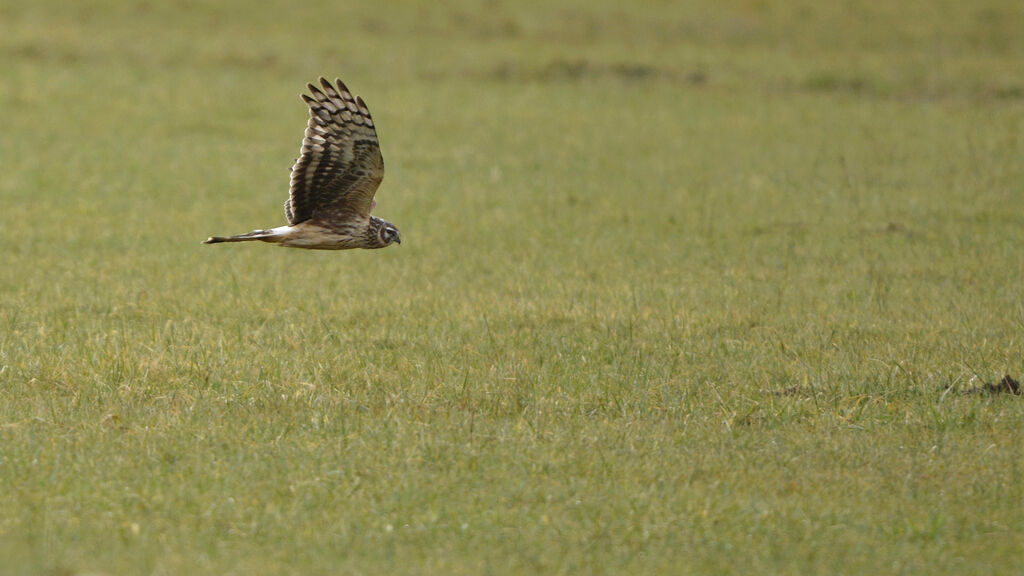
left=285, top=77, right=384, bottom=225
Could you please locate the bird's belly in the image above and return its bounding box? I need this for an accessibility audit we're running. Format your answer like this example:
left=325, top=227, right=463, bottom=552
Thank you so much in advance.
left=273, top=223, right=364, bottom=250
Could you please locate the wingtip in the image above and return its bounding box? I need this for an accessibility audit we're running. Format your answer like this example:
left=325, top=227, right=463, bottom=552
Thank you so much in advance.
left=303, top=77, right=353, bottom=101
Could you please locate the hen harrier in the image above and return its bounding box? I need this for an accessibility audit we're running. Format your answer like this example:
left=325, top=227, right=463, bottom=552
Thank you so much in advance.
left=203, top=77, right=400, bottom=250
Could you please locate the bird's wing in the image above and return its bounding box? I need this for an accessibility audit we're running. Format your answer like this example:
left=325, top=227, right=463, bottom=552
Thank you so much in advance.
left=285, top=77, right=384, bottom=224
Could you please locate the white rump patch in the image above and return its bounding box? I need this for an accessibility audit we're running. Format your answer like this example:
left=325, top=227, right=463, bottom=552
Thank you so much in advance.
left=268, top=225, right=295, bottom=237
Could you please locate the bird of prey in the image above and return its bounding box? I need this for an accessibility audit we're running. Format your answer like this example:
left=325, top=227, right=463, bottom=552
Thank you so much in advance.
left=203, top=77, right=401, bottom=250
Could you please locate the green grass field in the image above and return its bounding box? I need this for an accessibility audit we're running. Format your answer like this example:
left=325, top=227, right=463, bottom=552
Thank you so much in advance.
left=2, top=0, right=1024, bottom=573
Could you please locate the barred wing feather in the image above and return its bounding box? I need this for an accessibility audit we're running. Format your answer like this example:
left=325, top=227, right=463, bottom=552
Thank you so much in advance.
left=285, top=77, right=384, bottom=225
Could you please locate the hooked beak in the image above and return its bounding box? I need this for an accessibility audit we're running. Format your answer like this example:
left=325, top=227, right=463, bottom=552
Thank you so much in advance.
left=395, top=235, right=402, bottom=245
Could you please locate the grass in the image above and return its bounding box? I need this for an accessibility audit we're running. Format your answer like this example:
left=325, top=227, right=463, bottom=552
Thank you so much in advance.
left=1, top=0, right=1024, bottom=573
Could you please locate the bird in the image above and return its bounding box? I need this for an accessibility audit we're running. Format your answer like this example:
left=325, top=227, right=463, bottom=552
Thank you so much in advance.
left=203, top=77, right=401, bottom=250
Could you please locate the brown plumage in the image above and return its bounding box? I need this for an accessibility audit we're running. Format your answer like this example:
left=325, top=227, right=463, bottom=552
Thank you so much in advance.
left=204, top=77, right=401, bottom=250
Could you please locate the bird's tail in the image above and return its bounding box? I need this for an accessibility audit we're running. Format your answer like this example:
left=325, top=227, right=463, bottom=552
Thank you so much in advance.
left=202, top=230, right=275, bottom=244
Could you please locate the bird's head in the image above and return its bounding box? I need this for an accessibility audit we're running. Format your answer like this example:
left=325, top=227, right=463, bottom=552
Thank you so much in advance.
left=376, top=220, right=402, bottom=247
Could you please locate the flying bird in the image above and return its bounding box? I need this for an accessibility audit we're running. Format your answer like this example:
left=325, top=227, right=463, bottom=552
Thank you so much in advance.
left=204, top=77, right=401, bottom=250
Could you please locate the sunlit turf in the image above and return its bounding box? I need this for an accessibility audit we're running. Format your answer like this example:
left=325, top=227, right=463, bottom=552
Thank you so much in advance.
left=1, top=1, right=1023, bottom=574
